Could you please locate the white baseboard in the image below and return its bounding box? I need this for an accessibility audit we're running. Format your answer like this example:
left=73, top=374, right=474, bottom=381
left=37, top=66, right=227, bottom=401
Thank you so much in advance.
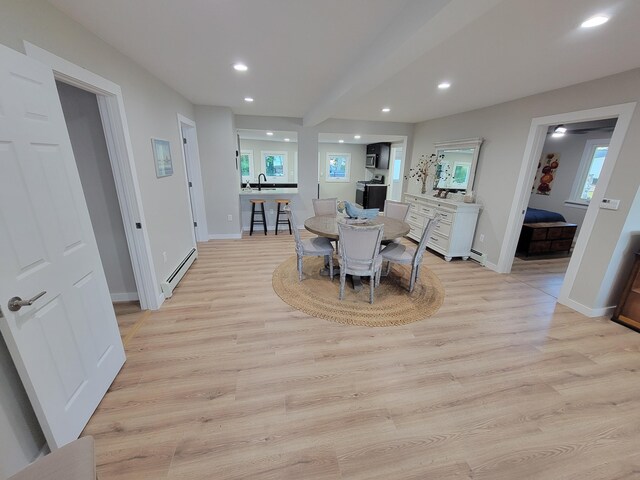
left=484, top=260, right=499, bottom=272
left=110, top=292, right=139, bottom=302
left=155, top=292, right=165, bottom=310
left=559, top=296, right=616, bottom=318
left=209, top=233, right=242, bottom=239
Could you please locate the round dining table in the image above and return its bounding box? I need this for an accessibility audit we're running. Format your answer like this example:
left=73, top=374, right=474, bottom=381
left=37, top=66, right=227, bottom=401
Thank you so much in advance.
left=304, top=214, right=410, bottom=241
left=304, top=214, right=411, bottom=291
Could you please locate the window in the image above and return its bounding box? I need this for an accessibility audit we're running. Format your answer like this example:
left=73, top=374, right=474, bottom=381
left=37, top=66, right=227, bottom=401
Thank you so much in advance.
left=261, top=151, right=288, bottom=182
left=240, top=150, right=254, bottom=181
left=568, top=139, right=609, bottom=205
left=326, top=153, right=351, bottom=182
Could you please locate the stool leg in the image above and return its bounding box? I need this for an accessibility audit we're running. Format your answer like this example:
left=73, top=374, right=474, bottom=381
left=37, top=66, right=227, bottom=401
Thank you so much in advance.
left=287, top=208, right=292, bottom=235
left=275, top=204, right=281, bottom=235
left=250, top=203, right=256, bottom=236
left=261, top=203, right=267, bottom=235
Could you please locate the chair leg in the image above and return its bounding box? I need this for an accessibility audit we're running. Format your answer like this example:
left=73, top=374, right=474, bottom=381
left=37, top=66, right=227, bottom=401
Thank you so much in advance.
left=250, top=203, right=256, bottom=236
left=385, top=260, right=391, bottom=275
left=369, top=274, right=375, bottom=304
left=409, top=265, right=417, bottom=293
left=339, top=271, right=346, bottom=300
left=261, top=203, right=267, bottom=235
left=298, top=255, right=303, bottom=281
left=275, top=204, right=280, bottom=235
left=328, top=254, right=334, bottom=281
left=287, top=214, right=292, bottom=234
left=376, top=267, right=382, bottom=287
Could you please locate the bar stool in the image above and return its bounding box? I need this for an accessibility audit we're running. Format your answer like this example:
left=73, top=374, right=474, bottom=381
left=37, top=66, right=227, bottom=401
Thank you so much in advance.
left=249, top=199, right=267, bottom=235
left=275, top=199, right=292, bottom=235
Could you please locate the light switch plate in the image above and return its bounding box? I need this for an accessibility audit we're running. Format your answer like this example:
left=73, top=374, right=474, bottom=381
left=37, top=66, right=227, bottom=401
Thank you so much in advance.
left=600, top=198, right=620, bottom=210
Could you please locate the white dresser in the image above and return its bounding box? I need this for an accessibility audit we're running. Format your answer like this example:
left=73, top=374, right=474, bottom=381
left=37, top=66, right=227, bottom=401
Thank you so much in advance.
left=403, top=193, right=481, bottom=261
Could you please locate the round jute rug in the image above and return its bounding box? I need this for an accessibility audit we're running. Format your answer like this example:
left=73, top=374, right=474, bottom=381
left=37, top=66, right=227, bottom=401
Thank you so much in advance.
left=272, top=256, right=445, bottom=327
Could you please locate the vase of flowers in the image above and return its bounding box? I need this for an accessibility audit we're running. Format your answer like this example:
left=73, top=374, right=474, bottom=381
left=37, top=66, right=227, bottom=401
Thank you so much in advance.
left=406, top=153, right=441, bottom=194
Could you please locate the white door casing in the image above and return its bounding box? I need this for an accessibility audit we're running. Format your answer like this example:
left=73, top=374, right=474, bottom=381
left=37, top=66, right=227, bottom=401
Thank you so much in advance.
left=0, top=44, right=125, bottom=448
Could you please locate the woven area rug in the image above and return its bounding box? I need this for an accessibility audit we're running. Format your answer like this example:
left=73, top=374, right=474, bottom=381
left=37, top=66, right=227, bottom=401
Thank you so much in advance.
left=272, top=256, right=445, bottom=327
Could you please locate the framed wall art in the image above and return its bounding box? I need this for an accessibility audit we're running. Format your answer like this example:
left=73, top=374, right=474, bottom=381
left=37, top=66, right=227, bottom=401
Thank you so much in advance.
left=152, top=138, right=173, bottom=178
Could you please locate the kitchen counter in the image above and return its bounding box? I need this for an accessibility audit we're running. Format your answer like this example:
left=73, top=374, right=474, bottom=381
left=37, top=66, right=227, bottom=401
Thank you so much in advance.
left=240, top=188, right=299, bottom=196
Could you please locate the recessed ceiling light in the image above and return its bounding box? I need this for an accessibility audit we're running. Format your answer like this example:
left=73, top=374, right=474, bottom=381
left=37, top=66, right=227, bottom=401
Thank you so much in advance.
left=266, top=131, right=274, bottom=136
left=284, top=138, right=290, bottom=142
left=338, top=139, right=344, bottom=143
left=354, top=135, right=361, bottom=139
left=244, top=97, right=254, bottom=102
left=581, top=15, right=609, bottom=28
left=551, top=132, right=565, bottom=138
left=233, top=63, right=248, bottom=72
left=438, top=82, right=451, bottom=90
left=381, top=107, right=391, bottom=113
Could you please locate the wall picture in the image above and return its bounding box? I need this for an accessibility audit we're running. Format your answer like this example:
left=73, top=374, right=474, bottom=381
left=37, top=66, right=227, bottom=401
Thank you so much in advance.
left=152, top=138, right=173, bottom=177
left=533, top=153, right=560, bottom=195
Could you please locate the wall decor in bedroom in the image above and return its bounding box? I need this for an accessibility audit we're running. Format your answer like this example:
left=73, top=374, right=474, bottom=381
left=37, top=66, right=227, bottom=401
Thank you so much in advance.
left=533, top=153, right=560, bottom=195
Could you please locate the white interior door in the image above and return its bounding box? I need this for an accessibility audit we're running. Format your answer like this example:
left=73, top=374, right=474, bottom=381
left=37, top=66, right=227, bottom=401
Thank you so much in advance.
left=0, top=44, right=125, bottom=449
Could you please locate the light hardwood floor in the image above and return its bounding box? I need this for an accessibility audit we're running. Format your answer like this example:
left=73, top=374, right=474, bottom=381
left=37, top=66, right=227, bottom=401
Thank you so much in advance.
left=510, top=255, right=571, bottom=298
left=93, top=232, right=640, bottom=479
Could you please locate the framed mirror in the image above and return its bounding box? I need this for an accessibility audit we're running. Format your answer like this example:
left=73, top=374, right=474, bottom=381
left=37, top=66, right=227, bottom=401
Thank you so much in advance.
left=433, top=137, right=483, bottom=192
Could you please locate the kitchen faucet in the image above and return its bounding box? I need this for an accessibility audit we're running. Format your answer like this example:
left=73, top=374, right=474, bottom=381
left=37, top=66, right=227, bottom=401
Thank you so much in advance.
left=257, top=173, right=267, bottom=191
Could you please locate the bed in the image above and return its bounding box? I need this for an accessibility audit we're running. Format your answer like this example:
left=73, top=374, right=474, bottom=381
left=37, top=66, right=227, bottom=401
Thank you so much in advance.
left=524, top=207, right=566, bottom=223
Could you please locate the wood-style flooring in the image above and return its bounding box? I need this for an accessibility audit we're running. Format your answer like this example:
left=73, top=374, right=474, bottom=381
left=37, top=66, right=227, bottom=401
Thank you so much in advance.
left=511, top=255, right=571, bottom=298
left=92, top=232, right=640, bottom=479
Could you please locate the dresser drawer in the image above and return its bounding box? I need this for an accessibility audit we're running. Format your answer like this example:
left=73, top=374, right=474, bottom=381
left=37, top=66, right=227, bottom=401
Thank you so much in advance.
left=427, top=232, right=450, bottom=250
left=433, top=220, right=451, bottom=237
left=434, top=209, right=454, bottom=222
left=408, top=223, right=423, bottom=240
left=419, top=205, right=434, bottom=217
left=407, top=212, right=425, bottom=226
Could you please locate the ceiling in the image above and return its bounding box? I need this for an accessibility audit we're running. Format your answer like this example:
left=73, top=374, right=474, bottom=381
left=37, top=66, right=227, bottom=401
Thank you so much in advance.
left=49, top=0, right=640, bottom=125
left=318, top=133, right=406, bottom=145
left=238, top=129, right=298, bottom=143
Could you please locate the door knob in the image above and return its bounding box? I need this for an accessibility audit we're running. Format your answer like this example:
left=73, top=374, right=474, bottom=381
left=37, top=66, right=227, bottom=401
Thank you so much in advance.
left=8, top=291, right=46, bottom=312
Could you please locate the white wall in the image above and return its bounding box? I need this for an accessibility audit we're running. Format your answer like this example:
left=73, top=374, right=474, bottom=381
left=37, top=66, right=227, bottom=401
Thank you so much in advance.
left=409, top=67, right=640, bottom=313
left=318, top=143, right=366, bottom=202
left=0, top=0, right=198, bottom=474
left=528, top=130, right=613, bottom=231
left=56, top=81, right=138, bottom=301
left=195, top=105, right=242, bottom=237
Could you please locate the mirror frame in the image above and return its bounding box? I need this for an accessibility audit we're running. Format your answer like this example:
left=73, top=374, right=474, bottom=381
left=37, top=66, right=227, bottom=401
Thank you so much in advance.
left=433, top=137, right=483, bottom=193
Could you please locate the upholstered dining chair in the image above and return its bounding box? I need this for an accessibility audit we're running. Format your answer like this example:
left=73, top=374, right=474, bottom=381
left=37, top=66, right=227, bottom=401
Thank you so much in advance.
left=381, top=214, right=441, bottom=293
left=384, top=200, right=410, bottom=222
left=312, top=197, right=337, bottom=216
left=382, top=199, right=411, bottom=245
left=286, top=207, right=334, bottom=281
left=337, top=222, right=384, bottom=304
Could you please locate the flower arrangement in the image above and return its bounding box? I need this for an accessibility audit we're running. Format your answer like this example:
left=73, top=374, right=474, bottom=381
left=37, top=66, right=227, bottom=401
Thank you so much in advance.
left=406, top=153, right=446, bottom=194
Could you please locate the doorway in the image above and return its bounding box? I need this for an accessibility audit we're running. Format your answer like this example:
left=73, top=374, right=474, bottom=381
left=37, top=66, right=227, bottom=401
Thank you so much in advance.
left=510, top=118, right=617, bottom=299
left=388, top=144, right=405, bottom=201
left=499, top=103, right=635, bottom=314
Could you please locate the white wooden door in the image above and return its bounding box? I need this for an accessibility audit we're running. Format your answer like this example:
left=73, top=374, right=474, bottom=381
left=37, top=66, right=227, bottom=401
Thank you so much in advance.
left=0, top=44, right=125, bottom=449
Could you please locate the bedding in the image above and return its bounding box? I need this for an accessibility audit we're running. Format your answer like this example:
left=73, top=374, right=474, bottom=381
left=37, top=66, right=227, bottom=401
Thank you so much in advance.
left=524, top=207, right=566, bottom=223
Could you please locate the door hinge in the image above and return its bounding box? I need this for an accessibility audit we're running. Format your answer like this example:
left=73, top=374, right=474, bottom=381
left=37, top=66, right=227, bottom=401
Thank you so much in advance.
left=183, top=137, right=187, bottom=144
left=135, top=222, right=142, bottom=229
left=193, top=221, right=198, bottom=227
left=188, top=181, right=193, bottom=187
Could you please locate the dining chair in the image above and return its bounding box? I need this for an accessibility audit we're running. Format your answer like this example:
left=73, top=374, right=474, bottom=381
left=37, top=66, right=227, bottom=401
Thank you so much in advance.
left=382, top=199, right=411, bottom=245
left=286, top=207, right=334, bottom=281
left=384, top=200, right=410, bottom=221
left=312, top=197, right=338, bottom=216
left=337, top=222, right=384, bottom=304
left=381, top=214, right=441, bottom=293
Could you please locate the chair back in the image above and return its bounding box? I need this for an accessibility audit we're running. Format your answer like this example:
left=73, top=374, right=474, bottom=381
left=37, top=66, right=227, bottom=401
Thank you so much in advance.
left=313, top=197, right=337, bottom=216
left=414, top=214, right=441, bottom=268
left=285, top=207, right=303, bottom=254
left=384, top=200, right=410, bottom=221
left=338, top=223, right=384, bottom=272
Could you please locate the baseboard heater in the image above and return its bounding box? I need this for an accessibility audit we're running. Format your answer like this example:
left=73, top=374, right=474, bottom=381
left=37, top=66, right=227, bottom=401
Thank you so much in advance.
left=469, top=248, right=487, bottom=266
left=161, top=248, right=197, bottom=298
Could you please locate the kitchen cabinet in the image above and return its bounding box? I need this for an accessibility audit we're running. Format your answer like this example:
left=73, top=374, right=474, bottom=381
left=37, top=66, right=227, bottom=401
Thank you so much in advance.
left=404, top=193, right=481, bottom=261
left=366, top=143, right=390, bottom=169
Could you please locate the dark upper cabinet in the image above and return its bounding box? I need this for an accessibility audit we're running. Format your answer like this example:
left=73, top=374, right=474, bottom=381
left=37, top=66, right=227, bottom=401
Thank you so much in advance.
left=366, top=142, right=391, bottom=169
